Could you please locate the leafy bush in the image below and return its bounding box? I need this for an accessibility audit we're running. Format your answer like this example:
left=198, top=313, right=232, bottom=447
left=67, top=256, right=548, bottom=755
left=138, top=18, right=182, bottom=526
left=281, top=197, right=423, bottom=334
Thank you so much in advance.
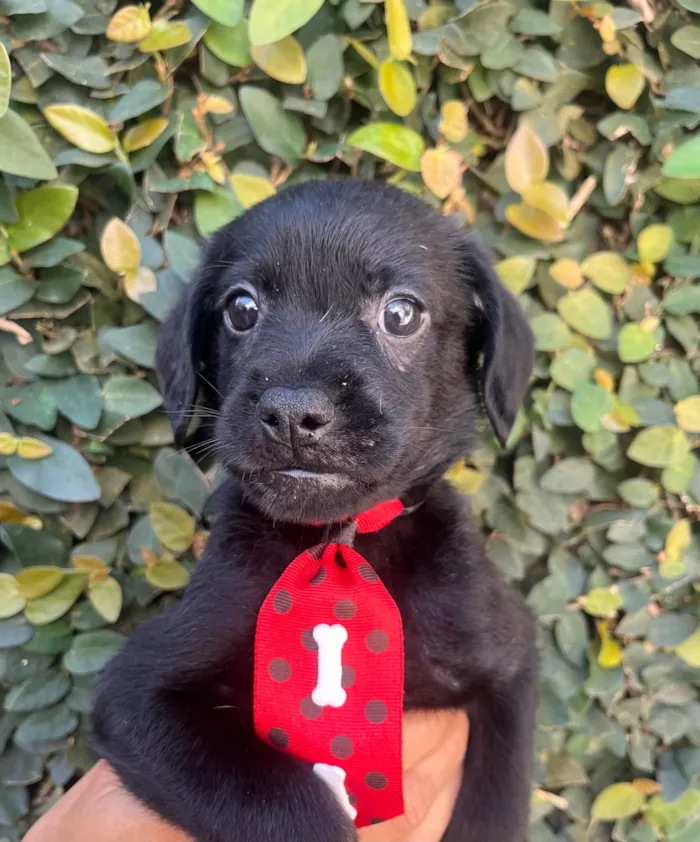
left=0, top=0, right=699, bottom=838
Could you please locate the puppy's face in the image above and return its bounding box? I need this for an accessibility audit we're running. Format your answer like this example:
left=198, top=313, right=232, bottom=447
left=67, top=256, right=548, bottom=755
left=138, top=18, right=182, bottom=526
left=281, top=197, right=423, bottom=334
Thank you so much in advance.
left=157, top=181, right=533, bottom=523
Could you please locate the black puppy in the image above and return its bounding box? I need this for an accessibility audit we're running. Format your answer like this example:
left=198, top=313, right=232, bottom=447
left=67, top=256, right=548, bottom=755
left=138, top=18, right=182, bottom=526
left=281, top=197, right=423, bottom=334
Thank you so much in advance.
left=94, top=180, right=538, bottom=842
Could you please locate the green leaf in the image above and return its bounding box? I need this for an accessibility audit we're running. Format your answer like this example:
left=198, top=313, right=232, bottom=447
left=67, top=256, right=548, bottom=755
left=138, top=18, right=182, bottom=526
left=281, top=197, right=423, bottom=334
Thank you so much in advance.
left=0, top=43, right=10, bottom=119
left=50, top=375, right=103, bottom=430
left=100, top=323, right=158, bottom=368
left=23, top=572, right=87, bottom=626
left=15, top=703, right=78, bottom=744
left=618, top=478, right=658, bottom=508
left=571, top=383, right=615, bottom=433
left=109, top=80, right=171, bottom=122
left=248, top=0, right=325, bottom=46
left=0, top=110, right=58, bottom=180
left=149, top=502, right=195, bottom=552
left=194, top=186, right=244, bottom=236
left=203, top=20, right=251, bottom=66
left=663, top=136, right=700, bottom=179
left=41, top=53, right=111, bottom=90
left=6, top=185, right=79, bottom=253
left=239, top=86, right=306, bottom=165
left=580, top=252, right=628, bottom=294
left=63, top=629, right=126, bottom=675
left=192, top=0, right=243, bottom=25
left=618, top=324, right=658, bottom=363
left=347, top=122, right=424, bottom=172
left=88, top=578, right=122, bottom=624
left=557, top=287, right=613, bottom=340
left=138, top=20, right=192, bottom=52
left=146, top=560, right=191, bottom=590
left=8, top=436, right=101, bottom=503
left=102, top=376, right=163, bottom=419
left=592, top=783, right=644, bottom=821
left=627, top=426, right=690, bottom=468
left=0, top=266, right=36, bottom=316
left=15, top=567, right=63, bottom=601
left=4, top=671, right=71, bottom=712
left=541, top=458, right=595, bottom=494
left=670, top=25, right=700, bottom=60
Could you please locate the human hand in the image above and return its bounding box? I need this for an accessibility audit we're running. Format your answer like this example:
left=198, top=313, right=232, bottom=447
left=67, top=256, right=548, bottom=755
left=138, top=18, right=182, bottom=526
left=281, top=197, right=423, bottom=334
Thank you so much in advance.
left=24, top=709, right=468, bottom=842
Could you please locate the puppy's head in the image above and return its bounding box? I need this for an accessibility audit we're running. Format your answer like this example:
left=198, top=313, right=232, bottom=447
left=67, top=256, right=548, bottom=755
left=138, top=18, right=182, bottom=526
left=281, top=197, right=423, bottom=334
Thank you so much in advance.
left=157, top=181, right=533, bottom=523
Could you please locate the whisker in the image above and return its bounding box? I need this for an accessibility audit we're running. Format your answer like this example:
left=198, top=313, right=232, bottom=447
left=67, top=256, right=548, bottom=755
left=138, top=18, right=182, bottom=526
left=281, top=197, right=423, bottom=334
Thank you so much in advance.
left=197, top=371, right=224, bottom=400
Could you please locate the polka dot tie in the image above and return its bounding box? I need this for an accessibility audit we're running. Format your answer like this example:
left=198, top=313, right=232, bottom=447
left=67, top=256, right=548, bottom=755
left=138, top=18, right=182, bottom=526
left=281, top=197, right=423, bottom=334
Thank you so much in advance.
left=254, top=500, right=405, bottom=828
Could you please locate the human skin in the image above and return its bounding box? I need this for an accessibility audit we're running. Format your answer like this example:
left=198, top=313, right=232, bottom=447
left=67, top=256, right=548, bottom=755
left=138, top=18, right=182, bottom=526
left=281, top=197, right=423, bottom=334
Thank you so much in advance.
left=24, top=709, right=468, bottom=842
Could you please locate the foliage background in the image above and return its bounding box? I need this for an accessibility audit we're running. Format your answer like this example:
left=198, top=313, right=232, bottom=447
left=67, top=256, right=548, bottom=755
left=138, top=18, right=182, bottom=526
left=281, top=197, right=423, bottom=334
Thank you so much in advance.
left=0, top=0, right=699, bottom=839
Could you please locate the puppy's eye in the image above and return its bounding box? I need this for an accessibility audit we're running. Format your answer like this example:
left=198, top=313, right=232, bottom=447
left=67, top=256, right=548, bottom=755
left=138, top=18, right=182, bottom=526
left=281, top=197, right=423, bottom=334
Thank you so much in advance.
left=224, top=291, right=259, bottom=333
left=380, top=298, right=423, bottom=337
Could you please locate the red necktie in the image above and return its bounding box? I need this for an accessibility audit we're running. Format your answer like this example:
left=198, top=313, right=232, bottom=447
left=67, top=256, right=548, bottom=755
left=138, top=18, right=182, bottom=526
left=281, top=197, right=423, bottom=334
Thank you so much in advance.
left=254, top=500, right=405, bottom=828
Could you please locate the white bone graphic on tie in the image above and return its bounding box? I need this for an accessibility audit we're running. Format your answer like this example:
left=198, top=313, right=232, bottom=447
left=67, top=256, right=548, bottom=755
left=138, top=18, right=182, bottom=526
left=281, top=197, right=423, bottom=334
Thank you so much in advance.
left=312, top=623, right=347, bottom=708
left=313, top=763, right=357, bottom=820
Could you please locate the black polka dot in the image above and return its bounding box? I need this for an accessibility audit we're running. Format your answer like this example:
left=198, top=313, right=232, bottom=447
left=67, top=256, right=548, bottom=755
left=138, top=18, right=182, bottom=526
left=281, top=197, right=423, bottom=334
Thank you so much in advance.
left=348, top=793, right=357, bottom=807
left=370, top=818, right=384, bottom=826
left=359, top=563, right=379, bottom=583
left=366, top=629, right=389, bottom=653
left=273, top=589, right=292, bottom=614
left=269, top=658, right=291, bottom=682
left=310, top=567, right=326, bottom=585
left=301, top=629, right=318, bottom=651
left=331, top=735, right=353, bottom=759
left=334, top=599, right=356, bottom=620
left=366, top=772, right=387, bottom=790
left=341, top=665, right=355, bottom=689
left=269, top=727, right=289, bottom=749
left=301, top=697, right=322, bottom=720
left=365, top=700, right=388, bottom=724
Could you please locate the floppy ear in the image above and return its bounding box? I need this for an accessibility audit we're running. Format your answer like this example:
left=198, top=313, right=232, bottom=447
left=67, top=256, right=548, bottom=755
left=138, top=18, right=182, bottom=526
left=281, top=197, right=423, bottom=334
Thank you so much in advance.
left=462, top=234, right=534, bottom=446
left=155, top=273, right=214, bottom=447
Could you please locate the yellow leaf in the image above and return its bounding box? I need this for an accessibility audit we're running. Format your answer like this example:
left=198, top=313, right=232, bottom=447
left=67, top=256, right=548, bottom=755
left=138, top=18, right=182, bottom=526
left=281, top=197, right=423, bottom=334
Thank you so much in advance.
left=494, top=256, right=536, bottom=295
left=0, top=433, right=17, bottom=455
left=138, top=20, right=191, bottom=52
left=421, top=147, right=462, bottom=199
left=549, top=258, right=583, bottom=290
left=0, top=573, right=25, bottom=619
left=122, top=117, right=168, bottom=152
left=521, top=182, right=569, bottom=224
left=0, top=501, right=28, bottom=524
left=44, top=104, right=115, bottom=154
left=504, top=123, right=549, bottom=194
left=605, top=64, right=645, bottom=110
left=675, top=396, right=700, bottom=433
left=580, top=251, right=628, bottom=294
left=201, top=151, right=226, bottom=185
left=123, top=266, right=157, bottom=303
left=106, top=4, right=151, bottom=42
left=385, top=0, right=412, bottom=61
left=100, top=218, right=141, bottom=274
left=637, top=224, right=674, bottom=265
left=349, top=39, right=380, bottom=71
left=665, top=519, right=691, bottom=564
left=594, top=368, right=615, bottom=392
left=628, top=261, right=653, bottom=286
left=251, top=36, right=307, bottom=84
left=15, top=567, right=63, bottom=601
left=146, top=560, right=190, bottom=590
left=592, top=783, right=643, bottom=822
left=439, top=100, right=468, bottom=143
left=445, top=461, right=484, bottom=495
left=640, top=315, right=660, bottom=334
left=596, top=620, right=623, bottom=668
left=89, top=577, right=122, bottom=623
left=632, top=779, right=662, bottom=796
left=72, top=554, right=108, bottom=579
left=598, top=16, right=617, bottom=44
left=505, top=203, right=564, bottom=243
left=230, top=173, right=276, bottom=208
left=199, top=94, right=234, bottom=115
left=676, top=628, right=700, bottom=668
left=150, top=502, right=195, bottom=552
left=660, top=558, right=686, bottom=580
left=16, top=437, right=52, bottom=459
left=22, top=516, right=43, bottom=531
left=378, top=60, right=416, bottom=117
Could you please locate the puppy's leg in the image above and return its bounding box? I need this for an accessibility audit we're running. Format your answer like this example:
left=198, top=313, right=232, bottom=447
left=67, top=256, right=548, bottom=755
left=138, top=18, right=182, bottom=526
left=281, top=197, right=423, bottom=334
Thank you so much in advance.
left=441, top=655, right=538, bottom=842
left=93, top=570, right=355, bottom=842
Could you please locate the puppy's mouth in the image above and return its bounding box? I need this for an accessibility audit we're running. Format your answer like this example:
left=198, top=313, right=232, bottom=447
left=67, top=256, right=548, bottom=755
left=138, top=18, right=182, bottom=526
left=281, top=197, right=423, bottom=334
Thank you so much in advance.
left=274, top=469, right=351, bottom=490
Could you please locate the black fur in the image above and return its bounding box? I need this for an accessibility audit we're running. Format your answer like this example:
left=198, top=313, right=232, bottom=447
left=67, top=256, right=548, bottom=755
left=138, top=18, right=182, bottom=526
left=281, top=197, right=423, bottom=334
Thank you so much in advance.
left=94, top=180, right=538, bottom=842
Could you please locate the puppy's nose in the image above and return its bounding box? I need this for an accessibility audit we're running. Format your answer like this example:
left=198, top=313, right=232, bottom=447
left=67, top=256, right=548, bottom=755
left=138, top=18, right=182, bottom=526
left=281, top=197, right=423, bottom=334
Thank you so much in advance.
left=257, top=388, right=335, bottom=447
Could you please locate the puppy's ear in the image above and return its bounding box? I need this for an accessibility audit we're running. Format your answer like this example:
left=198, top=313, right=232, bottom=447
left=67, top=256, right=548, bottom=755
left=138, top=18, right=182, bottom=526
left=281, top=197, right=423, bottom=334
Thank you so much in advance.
left=462, top=234, right=534, bottom=446
left=155, top=274, right=213, bottom=447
